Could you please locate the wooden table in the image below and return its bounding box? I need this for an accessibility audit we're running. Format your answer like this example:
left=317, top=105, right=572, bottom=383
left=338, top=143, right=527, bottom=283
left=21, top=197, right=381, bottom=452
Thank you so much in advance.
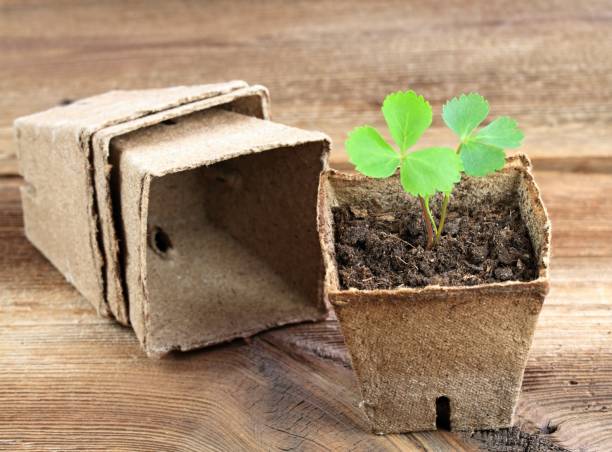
left=1, top=1, right=611, bottom=450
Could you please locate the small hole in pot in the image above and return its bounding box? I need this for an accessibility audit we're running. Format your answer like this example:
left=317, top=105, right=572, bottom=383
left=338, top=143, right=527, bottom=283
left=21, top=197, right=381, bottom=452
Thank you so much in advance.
left=436, top=396, right=451, bottom=431
left=59, top=98, right=74, bottom=106
left=150, top=227, right=173, bottom=257
left=162, top=118, right=178, bottom=126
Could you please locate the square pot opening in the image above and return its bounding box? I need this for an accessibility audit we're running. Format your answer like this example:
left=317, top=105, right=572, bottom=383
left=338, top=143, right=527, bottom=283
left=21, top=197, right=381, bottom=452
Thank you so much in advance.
left=110, top=108, right=329, bottom=354
left=94, top=86, right=270, bottom=324
left=320, top=155, right=550, bottom=293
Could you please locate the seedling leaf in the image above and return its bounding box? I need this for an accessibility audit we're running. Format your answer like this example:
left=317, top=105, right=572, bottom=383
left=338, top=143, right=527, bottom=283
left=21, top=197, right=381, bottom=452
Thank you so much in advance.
left=460, top=141, right=505, bottom=176
left=442, top=93, right=489, bottom=140
left=346, top=126, right=400, bottom=178
left=473, top=116, right=524, bottom=149
left=400, top=147, right=462, bottom=196
left=382, top=91, right=432, bottom=152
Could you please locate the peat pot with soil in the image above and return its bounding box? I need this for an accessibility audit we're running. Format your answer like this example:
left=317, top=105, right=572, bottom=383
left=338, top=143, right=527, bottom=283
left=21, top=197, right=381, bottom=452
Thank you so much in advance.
left=318, top=92, right=551, bottom=433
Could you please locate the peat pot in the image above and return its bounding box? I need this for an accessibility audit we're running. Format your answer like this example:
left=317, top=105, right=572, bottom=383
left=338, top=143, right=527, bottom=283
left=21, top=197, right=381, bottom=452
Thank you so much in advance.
left=318, top=155, right=551, bottom=433
left=15, top=81, right=330, bottom=356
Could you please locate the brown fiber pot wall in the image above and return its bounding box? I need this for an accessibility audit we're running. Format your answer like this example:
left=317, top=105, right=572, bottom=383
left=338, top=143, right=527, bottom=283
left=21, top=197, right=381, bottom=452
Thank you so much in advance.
left=112, top=108, right=330, bottom=356
left=15, top=82, right=331, bottom=356
left=318, top=155, right=551, bottom=433
left=14, top=81, right=259, bottom=322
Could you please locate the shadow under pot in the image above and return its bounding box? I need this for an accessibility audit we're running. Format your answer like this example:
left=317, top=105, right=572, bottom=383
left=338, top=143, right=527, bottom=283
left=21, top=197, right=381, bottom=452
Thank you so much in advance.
left=318, top=155, right=551, bottom=434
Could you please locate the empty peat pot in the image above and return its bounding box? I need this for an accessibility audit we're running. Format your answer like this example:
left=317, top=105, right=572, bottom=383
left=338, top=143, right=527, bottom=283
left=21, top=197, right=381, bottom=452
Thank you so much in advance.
left=318, top=155, right=551, bottom=433
left=15, top=81, right=330, bottom=356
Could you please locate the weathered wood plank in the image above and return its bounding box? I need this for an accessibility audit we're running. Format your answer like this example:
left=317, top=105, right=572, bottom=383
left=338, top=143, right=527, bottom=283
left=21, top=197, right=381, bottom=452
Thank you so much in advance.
left=2, top=169, right=611, bottom=450
left=2, top=0, right=612, bottom=175
left=5, top=322, right=468, bottom=451
left=0, top=177, right=481, bottom=450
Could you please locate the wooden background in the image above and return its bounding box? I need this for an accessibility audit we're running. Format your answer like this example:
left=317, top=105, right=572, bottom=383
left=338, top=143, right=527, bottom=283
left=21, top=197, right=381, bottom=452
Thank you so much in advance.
left=1, top=1, right=612, bottom=450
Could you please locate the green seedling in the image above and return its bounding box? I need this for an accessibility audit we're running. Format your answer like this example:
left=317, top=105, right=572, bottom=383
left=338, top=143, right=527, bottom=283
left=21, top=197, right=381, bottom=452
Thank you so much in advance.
left=437, top=93, right=524, bottom=244
left=346, top=90, right=461, bottom=249
left=346, top=90, right=523, bottom=249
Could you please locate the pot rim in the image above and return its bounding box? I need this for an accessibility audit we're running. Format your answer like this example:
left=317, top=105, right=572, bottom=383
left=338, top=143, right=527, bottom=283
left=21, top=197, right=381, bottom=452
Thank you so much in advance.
left=320, top=153, right=551, bottom=301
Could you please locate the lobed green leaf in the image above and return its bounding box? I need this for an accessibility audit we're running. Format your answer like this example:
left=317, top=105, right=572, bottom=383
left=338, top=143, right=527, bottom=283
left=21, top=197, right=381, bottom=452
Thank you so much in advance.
left=442, top=93, right=489, bottom=141
left=345, top=126, right=400, bottom=178
left=473, top=116, right=524, bottom=149
left=382, top=90, right=432, bottom=152
left=460, top=141, right=506, bottom=177
left=400, top=147, right=463, bottom=197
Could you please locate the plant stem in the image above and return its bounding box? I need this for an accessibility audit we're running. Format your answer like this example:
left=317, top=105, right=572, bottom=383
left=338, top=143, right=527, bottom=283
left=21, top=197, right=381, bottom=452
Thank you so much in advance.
left=419, top=196, right=435, bottom=250
left=435, top=143, right=463, bottom=244
left=424, top=196, right=438, bottom=237
left=435, top=194, right=449, bottom=245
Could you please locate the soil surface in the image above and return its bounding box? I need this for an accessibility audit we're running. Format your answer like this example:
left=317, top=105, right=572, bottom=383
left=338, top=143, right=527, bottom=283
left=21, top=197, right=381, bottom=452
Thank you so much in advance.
left=333, top=188, right=538, bottom=290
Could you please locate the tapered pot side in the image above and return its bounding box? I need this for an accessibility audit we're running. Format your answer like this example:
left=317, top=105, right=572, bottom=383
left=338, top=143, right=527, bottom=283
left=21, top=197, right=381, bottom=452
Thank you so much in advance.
left=318, top=155, right=551, bottom=433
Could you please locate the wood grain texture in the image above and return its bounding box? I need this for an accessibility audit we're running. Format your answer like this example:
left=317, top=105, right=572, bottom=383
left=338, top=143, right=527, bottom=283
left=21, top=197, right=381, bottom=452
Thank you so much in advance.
left=1, top=0, right=612, bottom=175
left=2, top=169, right=610, bottom=451
left=0, top=177, right=479, bottom=451
left=2, top=1, right=612, bottom=450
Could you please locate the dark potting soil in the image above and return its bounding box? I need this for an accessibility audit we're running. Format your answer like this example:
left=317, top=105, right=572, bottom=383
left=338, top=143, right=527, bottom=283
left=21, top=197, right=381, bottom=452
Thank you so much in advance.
left=333, top=186, right=538, bottom=290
